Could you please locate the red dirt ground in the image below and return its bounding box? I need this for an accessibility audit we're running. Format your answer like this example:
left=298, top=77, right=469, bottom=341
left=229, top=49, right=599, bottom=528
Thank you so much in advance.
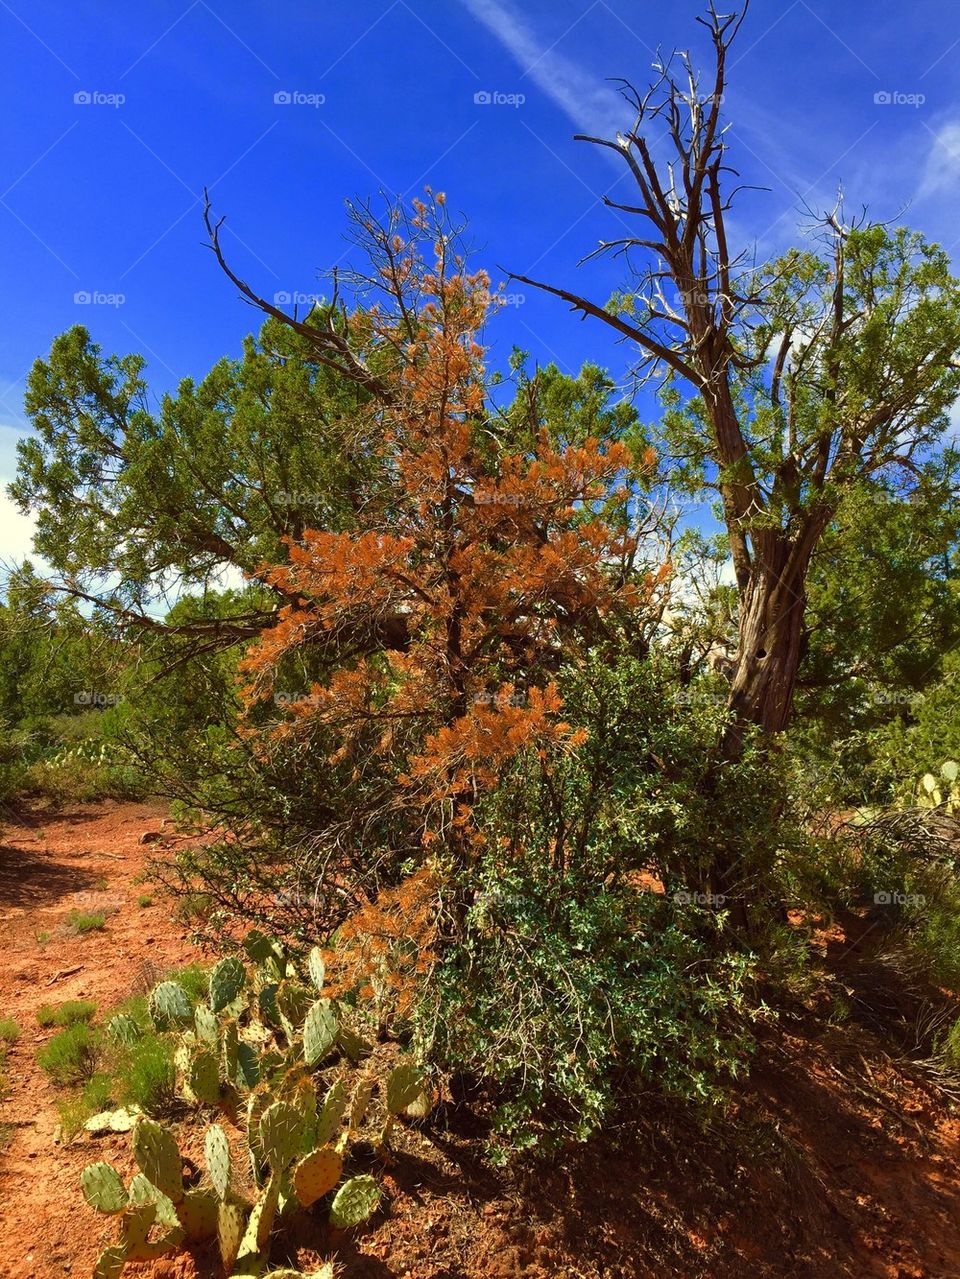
left=3, top=802, right=960, bottom=1279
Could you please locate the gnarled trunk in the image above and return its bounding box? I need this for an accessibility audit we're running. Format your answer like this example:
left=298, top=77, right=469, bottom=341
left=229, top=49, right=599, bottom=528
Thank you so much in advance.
left=706, top=532, right=818, bottom=925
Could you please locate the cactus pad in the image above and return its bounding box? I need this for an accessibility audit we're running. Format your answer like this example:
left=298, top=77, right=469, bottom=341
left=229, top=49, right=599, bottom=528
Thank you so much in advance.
left=148, top=980, right=193, bottom=1031
left=386, top=1061, right=424, bottom=1115
left=315, top=1078, right=349, bottom=1146
left=92, top=1245, right=127, bottom=1279
left=128, top=1172, right=179, bottom=1228
left=187, top=1046, right=220, bottom=1104
left=179, top=1188, right=219, bottom=1241
left=209, top=955, right=247, bottom=1012
left=259, top=1099, right=306, bottom=1171
left=132, top=1116, right=183, bottom=1203
left=292, top=1146, right=343, bottom=1207
left=329, top=1174, right=381, bottom=1228
left=348, top=1077, right=375, bottom=1135
left=81, top=1161, right=128, bottom=1214
left=205, top=1124, right=232, bottom=1201
left=107, top=1012, right=142, bottom=1045
left=303, top=999, right=338, bottom=1066
left=306, top=946, right=326, bottom=993
left=84, top=1106, right=140, bottom=1134
left=194, top=1003, right=219, bottom=1044
left=217, top=1198, right=248, bottom=1271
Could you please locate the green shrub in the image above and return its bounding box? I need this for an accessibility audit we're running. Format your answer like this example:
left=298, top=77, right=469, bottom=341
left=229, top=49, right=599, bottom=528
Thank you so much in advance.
left=137, top=894, right=153, bottom=908
left=66, top=910, right=107, bottom=934
left=0, top=1016, right=20, bottom=1044
left=36, top=1000, right=97, bottom=1028
left=37, top=1024, right=99, bottom=1085
left=113, top=1032, right=176, bottom=1114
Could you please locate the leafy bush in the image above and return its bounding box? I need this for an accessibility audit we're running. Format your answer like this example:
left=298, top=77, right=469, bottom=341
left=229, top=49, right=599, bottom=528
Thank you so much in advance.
left=0, top=1016, right=20, bottom=1044
left=412, top=653, right=791, bottom=1152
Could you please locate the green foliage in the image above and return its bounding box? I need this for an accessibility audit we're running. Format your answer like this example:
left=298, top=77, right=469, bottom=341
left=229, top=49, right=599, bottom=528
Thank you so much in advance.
left=37, top=1023, right=99, bottom=1085
left=37, top=1000, right=98, bottom=1028
left=0, top=1016, right=20, bottom=1043
left=67, top=910, right=107, bottom=934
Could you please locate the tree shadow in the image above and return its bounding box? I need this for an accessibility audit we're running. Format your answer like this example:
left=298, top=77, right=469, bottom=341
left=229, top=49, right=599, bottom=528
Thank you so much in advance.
left=0, top=839, right=98, bottom=908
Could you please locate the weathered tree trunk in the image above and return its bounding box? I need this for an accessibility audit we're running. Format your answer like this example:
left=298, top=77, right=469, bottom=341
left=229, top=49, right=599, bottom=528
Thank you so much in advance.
left=724, top=544, right=811, bottom=750
left=705, top=531, right=819, bottom=926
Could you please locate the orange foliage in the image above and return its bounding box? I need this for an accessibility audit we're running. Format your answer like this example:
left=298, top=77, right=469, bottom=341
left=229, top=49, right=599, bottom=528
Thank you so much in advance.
left=319, top=866, right=439, bottom=1022
left=238, top=192, right=658, bottom=863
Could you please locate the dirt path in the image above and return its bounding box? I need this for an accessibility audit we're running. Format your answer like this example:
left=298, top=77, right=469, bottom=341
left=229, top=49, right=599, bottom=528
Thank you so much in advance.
left=0, top=802, right=202, bottom=1279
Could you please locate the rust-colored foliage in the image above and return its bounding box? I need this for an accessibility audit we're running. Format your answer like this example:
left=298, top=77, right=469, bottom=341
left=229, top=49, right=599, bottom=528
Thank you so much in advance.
left=239, top=192, right=657, bottom=869
left=320, top=865, right=439, bottom=1022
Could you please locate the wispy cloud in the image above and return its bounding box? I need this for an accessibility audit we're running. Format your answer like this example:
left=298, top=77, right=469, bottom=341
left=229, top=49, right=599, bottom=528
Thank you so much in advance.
left=918, top=119, right=960, bottom=201
left=459, top=0, right=631, bottom=139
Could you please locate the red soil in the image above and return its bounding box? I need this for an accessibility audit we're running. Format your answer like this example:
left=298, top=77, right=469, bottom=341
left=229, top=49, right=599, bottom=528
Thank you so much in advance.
left=2, top=802, right=960, bottom=1278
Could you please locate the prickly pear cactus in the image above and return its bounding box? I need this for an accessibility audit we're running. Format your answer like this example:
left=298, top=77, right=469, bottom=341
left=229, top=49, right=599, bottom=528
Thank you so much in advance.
left=348, top=1076, right=375, bottom=1137
left=329, top=1174, right=381, bottom=1229
left=306, top=946, right=326, bottom=993
left=92, top=1245, right=127, bottom=1279
left=185, top=1045, right=220, bottom=1104
left=277, top=979, right=314, bottom=1040
left=81, top=1162, right=128, bottom=1214
left=107, top=1012, right=142, bottom=1045
left=148, top=980, right=193, bottom=1031
left=205, top=1124, right=232, bottom=1201
left=194, top=1003, right=219, bottom=1045
left=237, top=1172, right=281, bottom=1263
left=386, top=1061, right=424, bottom=1115
left=132, top=1117, right=183, bottom=1203
left=209, top=955, right=246, bottom=1012
left=217, top=1197, right=248, bottom=1271
left=292, top=1146, right=343, bottom=1207
left=259, top=1099, right=307, bottom=1172
left=303, top=999, right=338, bottom=1066
left=315, top=1078, right=349, bottom=1146
left=178, top=1188, right=219, bottom=1242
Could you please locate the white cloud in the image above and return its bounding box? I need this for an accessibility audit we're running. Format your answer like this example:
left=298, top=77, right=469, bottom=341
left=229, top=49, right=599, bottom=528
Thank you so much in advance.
left=459, top=0, right=631, bottom=139
left=918, top=119, right=960, bottom=201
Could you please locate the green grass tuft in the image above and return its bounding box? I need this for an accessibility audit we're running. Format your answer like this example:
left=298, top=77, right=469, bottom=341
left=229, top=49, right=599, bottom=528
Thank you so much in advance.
left=66, top=910, right=107, bottom=934
left=0, top=1016, right=20, bottom=1044
left=36, top=1000, right=98, bottom=1029
left=37, top=1023, right=100, bottom=1085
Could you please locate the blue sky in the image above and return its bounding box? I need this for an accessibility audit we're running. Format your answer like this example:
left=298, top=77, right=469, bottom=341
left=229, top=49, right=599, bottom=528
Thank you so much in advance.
left=2, top=0, right=959, bottom=560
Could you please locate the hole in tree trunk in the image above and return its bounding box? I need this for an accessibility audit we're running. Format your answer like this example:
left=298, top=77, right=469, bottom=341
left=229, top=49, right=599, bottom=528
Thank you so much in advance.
left=756, top=648, right=767, bottom=658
